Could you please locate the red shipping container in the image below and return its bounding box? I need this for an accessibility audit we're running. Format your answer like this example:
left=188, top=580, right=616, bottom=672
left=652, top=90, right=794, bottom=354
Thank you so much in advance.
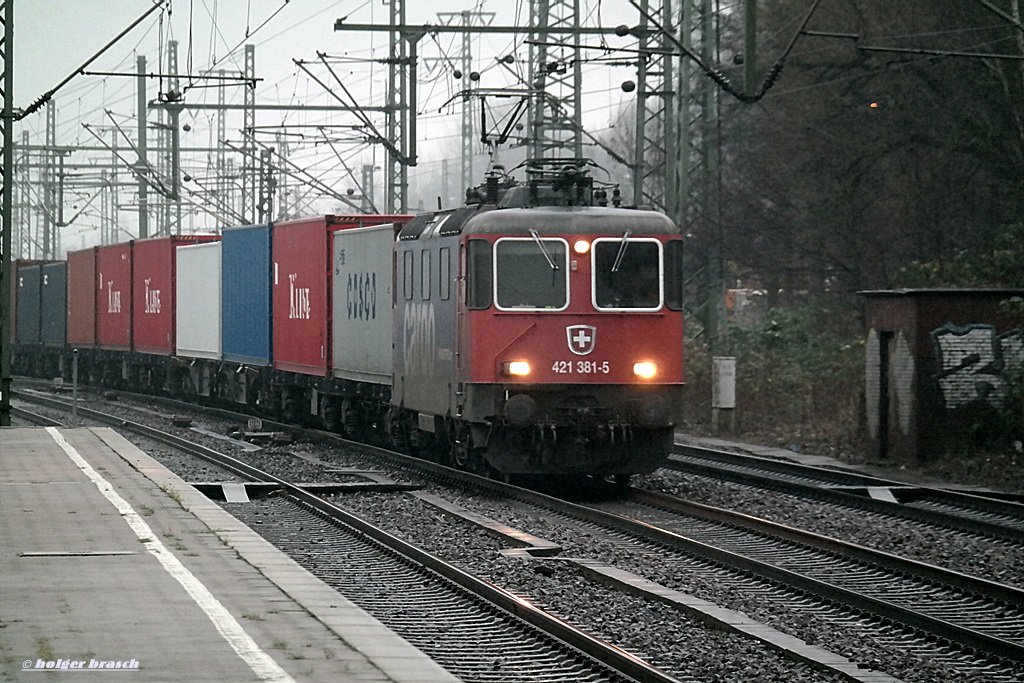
left=66, top=248, right=98, bottom=347
left=132, top=235, right=219, bottom=355
left=272, top=215, right=409, bottom=376
left=96, top=242, right=133, bottom=350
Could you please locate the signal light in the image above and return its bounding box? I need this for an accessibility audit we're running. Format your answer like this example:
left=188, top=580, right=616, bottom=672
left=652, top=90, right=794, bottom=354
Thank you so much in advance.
left=502, top=361, right=531, bottom=377
left=633, top=361, right=657, bottom=380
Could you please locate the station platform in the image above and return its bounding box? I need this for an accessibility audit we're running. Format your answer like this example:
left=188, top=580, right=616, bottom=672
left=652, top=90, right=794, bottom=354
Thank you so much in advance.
left=0, top=426, right=461, bottom=683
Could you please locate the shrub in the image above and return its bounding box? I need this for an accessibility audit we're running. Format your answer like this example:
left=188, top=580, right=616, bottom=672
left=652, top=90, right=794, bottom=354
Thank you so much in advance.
left=682, top=303, right=864, bottom=447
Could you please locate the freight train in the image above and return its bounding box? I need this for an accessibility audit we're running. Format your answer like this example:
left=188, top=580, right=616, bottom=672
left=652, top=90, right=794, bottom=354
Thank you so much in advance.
left=11, top=159, right=685, bottom=482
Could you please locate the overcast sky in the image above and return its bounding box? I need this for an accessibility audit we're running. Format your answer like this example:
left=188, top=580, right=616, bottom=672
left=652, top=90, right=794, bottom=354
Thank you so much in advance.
left=11, top=0, right=649, bottom=244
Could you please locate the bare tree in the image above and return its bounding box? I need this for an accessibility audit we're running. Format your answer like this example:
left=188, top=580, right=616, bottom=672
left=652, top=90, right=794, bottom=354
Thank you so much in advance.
left=716, top=0, right=1024, bottom=302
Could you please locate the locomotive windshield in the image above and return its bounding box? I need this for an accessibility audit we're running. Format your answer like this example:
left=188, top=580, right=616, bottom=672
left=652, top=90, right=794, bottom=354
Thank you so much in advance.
left=494, top=238, right=569, bottom=310
left=593, top=238, right=662, bottom=310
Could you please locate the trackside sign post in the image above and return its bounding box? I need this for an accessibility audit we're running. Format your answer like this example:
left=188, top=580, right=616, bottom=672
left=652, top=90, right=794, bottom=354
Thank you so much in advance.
left=712, top=356, right=737, bottom=434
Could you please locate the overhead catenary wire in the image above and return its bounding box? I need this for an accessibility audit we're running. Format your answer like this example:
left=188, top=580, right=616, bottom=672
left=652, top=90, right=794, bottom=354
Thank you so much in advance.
left=19, top=0, right=168, bottom=120
left=629, top=0, right=825, bottom=104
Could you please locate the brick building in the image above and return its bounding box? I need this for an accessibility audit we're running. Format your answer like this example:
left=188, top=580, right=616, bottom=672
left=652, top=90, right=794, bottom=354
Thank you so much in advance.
left=861, top=289, right=1024, bottom=464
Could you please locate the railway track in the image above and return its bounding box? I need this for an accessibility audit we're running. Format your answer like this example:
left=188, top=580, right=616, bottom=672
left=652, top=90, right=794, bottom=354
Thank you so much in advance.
left=591, top=489, right=1024, bottom=657
left=17, top=385, right=1024, bottom=681
left=668, top=443, right=1024, bottom=540
left=646, top=449, right=1024, bottom=593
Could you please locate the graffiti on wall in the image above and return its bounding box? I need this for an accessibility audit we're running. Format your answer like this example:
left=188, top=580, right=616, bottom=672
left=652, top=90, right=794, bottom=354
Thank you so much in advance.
left=931, top=323, right=1024, bottom=410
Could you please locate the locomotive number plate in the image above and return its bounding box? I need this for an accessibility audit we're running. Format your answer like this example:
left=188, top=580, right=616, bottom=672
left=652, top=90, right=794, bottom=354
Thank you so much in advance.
left=551, top=360, right=611, bottom=374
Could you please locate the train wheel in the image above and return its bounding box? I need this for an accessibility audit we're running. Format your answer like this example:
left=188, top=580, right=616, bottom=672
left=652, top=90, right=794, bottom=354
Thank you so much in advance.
left=404, top=412, right=424, bottom=453
left=450, top=422, right=472, bottom=469
left=613, top=473, right=632, bottom=494
left=340, top=398, right=359, bottom=437
left=282, top=388, right=303, bottom=425
left=178, top=369, right=193, bottom=398
left=320, top=396, right=340, bottom=432
left=387, top=408, right=408, bottom=452
left=260, top=386, right=282, bottom=419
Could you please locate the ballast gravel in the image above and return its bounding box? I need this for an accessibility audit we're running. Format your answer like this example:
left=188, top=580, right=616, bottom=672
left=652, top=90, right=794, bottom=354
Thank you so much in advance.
left=47, top=394, right=1015, bottom=683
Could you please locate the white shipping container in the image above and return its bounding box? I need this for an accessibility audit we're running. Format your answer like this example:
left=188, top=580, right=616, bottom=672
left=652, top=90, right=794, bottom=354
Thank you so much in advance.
left=176, top=241, right=222, bottom=359
left=332, top=223, right=395, bottom=385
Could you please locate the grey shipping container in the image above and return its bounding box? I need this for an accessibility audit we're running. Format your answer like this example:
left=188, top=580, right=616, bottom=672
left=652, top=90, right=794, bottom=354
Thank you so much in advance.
left=40, top=262, right=67, bottom=346
left=332, top=223, right=396, bottom=385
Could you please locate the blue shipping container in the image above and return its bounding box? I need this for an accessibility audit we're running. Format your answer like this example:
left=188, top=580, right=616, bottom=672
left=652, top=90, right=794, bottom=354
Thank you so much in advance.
left=41, top=262, right=67, bottom=346
left=221, top=223, right=273, bottom=365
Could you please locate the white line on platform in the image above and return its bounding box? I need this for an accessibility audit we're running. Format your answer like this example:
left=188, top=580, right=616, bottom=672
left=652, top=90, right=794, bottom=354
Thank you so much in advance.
left=46, top=427, right=296, bottom=683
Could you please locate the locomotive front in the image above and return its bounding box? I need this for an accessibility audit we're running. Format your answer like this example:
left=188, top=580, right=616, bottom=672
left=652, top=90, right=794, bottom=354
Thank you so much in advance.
left=458, top=205, right=684, bottom=476
left=390, top=161, right=684, bottom=479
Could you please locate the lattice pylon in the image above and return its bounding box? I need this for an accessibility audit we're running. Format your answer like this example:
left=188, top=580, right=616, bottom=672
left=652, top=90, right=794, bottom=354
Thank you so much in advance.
left=633, top=0, right=676, bottom=212
left=528, top=0, right=583, bottom=159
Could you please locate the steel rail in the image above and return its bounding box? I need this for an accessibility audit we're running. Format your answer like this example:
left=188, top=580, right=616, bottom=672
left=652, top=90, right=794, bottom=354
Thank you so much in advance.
left=10, top=405, right=65, bottom=427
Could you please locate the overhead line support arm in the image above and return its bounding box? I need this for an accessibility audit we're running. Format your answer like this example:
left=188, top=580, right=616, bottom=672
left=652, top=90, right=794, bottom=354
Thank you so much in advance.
left=333, top=21, right=623, bottom=36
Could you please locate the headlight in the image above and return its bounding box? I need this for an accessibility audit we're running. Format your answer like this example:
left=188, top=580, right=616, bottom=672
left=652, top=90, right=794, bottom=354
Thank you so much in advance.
left=502, top=360, right=531, bottom=377
left=573, top=239, right=591, bottom=255
left=633, top=361, right=657, bottom=380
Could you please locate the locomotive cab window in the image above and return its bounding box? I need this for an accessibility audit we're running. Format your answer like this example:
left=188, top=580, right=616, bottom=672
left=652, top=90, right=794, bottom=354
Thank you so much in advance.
left=466, top=239, right=492, bottom=309
left=494, top=237, right=569, bottom=311
left=592, top=237, right=663, bottom=311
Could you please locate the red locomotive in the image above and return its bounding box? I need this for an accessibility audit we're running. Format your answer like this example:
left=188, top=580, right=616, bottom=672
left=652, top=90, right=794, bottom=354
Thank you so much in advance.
left=390, top=160, right=684, bottom=480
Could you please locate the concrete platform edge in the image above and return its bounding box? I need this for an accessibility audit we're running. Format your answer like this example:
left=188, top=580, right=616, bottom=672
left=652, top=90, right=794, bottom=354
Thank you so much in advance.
left=91, top=427, right=461, bottom=683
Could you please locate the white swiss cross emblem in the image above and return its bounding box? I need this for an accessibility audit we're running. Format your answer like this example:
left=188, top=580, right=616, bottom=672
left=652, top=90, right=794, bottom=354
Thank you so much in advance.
left=566, top=325, right=596, bottom=356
